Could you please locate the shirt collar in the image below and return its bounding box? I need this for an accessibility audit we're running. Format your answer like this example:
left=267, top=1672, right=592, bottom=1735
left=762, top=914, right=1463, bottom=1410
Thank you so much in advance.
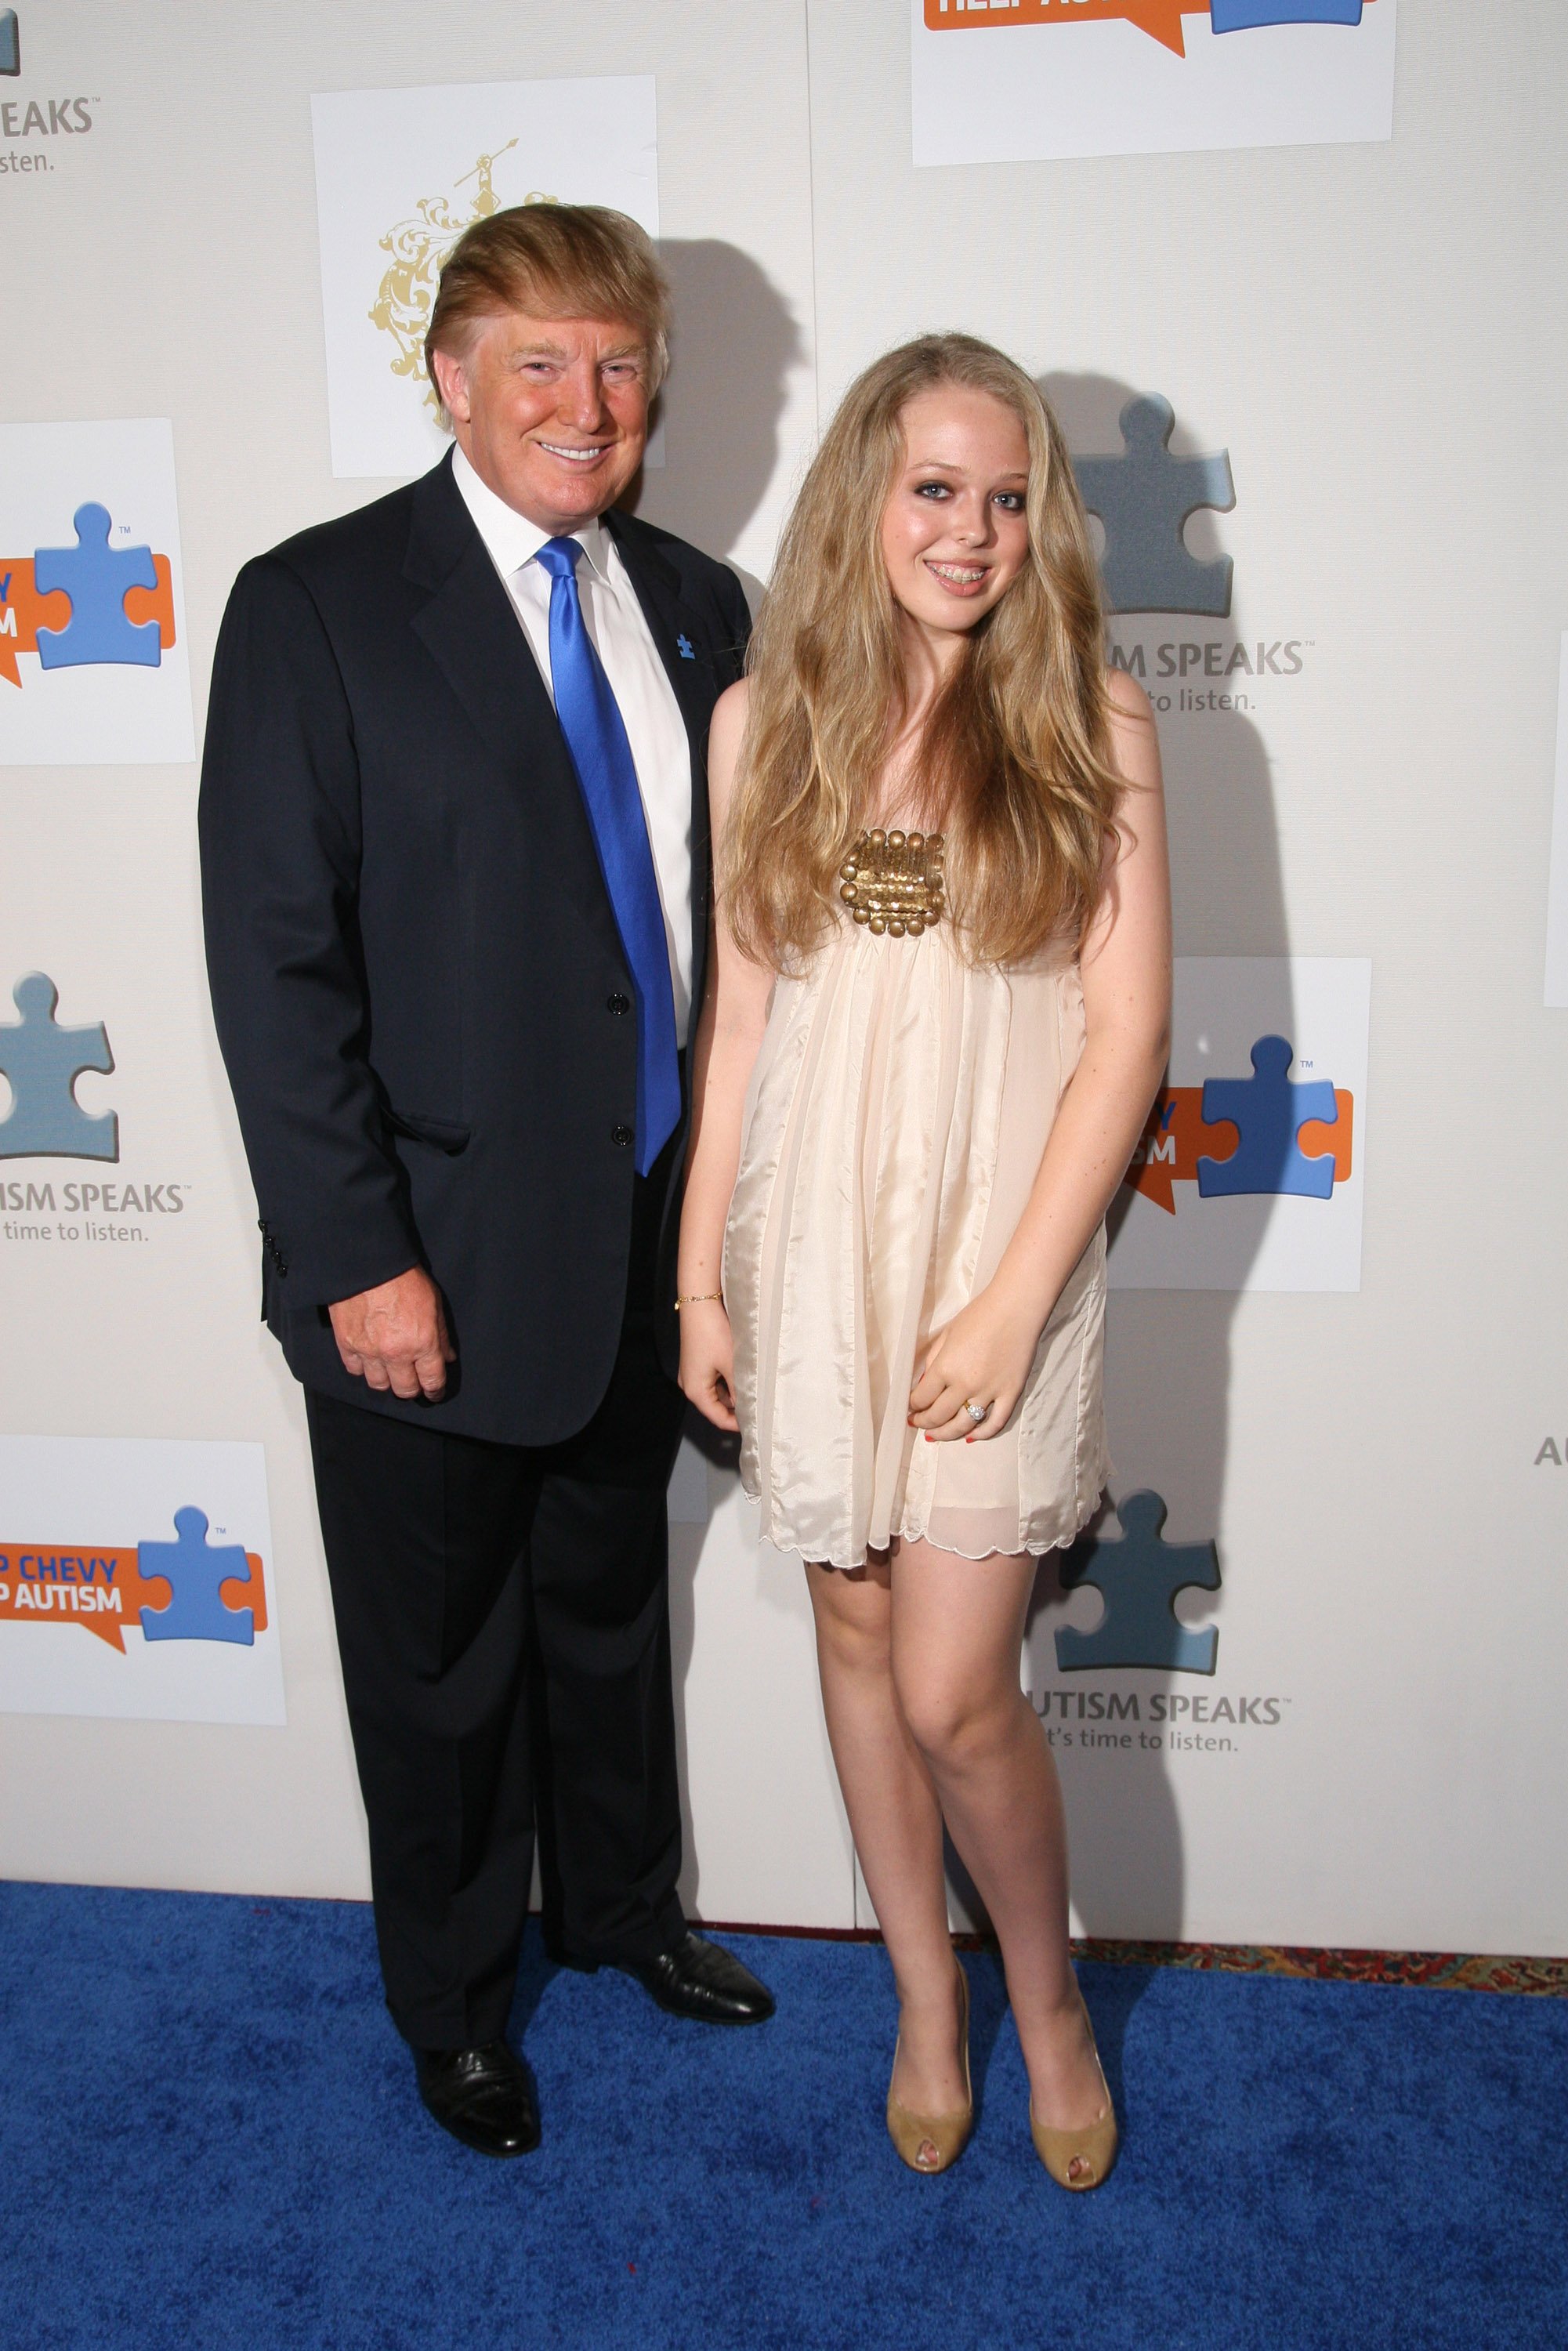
left=452, top=444, right=612, bottom=584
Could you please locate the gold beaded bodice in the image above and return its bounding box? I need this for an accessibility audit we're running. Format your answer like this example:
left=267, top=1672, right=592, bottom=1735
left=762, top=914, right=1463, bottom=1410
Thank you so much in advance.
left=838, top=828, right=946, bottom=939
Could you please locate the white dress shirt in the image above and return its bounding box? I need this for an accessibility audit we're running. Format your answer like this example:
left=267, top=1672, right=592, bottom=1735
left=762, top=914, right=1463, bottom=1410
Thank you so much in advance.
left=452, top=444, right=695, bottom=1043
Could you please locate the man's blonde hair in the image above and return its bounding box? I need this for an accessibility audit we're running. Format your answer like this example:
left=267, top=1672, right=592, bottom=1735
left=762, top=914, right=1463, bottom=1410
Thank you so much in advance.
left=425, top=203, right=672, bottom=411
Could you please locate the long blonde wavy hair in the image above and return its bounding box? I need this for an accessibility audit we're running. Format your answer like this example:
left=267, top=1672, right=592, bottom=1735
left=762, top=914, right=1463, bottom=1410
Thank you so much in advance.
left=722, top=334, right=1123, bottom=971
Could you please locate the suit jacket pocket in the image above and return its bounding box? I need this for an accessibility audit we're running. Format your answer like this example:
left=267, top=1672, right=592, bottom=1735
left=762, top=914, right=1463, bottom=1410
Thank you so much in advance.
left=385, top=1106, right=472, bottom=1155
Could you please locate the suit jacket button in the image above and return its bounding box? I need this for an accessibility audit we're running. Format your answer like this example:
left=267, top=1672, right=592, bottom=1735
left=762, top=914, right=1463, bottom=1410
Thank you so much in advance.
left=612, top=1123, right=634, bottom=1149
left=607, top=992, right=630, bottom=1016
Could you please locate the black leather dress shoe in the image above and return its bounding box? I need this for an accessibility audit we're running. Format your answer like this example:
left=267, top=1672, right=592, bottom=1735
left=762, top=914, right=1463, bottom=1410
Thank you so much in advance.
left=414, top=2041, right=541, bottom=2157
left=619, top=1931, right=776, bottom=2026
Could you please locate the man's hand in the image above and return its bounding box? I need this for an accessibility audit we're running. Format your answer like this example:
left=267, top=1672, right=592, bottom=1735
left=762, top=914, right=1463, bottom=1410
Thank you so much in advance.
left=328, top=1267, right=455, bottom=1401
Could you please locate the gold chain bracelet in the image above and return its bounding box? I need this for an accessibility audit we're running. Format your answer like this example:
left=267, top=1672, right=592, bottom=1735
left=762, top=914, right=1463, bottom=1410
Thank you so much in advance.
left=674, top=1291, right=724, bottom=1311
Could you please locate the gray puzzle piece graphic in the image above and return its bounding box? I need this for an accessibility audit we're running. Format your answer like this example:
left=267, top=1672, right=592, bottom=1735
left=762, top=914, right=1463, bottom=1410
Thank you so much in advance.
left=138, top=1508, right=255, bottom=1646
left=1056, top=1491, right=1219, bottom=1675
left=0, top=973, right=118, bottom=1161
left=1073, top=397, right=1235, bottom=617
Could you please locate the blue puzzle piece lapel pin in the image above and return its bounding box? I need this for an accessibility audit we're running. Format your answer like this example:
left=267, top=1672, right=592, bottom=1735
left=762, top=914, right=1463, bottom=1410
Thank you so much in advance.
left=676, top=634, right=695, bottom=660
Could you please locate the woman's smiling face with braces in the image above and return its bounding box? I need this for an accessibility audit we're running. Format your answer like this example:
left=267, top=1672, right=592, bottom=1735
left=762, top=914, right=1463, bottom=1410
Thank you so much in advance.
left=879, top=385, right=1032, bottom=650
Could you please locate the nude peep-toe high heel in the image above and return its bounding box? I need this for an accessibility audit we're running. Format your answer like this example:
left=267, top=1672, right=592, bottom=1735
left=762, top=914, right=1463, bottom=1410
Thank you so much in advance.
left=1030, top=1994, right=1119, bottom=2192
left=886, top=1964, right=972, bottom=2175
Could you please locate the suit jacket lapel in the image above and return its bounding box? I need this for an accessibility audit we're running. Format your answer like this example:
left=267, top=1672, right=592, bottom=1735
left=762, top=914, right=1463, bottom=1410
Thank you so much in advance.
left=605, top=513, right=716, bottom=753
left=404, top=457, right=625, bottom=955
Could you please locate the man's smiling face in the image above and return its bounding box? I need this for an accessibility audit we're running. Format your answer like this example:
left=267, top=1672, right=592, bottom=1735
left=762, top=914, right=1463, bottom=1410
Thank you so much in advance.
left=431, top=310, right=652, bottom=534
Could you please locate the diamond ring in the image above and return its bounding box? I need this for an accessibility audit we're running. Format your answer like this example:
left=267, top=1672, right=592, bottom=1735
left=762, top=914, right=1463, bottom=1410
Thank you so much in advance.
left=964, top=1400, right=990, bottom=1425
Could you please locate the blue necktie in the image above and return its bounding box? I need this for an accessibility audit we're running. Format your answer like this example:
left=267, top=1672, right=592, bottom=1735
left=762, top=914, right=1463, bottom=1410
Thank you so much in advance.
left=534, top=537, right=681, bottom=1177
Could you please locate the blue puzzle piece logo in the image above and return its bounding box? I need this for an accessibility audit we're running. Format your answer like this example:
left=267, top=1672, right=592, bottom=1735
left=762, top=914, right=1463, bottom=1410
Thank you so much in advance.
left=1056, top=1491, right=1219, bottom=1675
left=138, top=1508, right=255, bottom=1646
left=0, top=11, right=17, bottom=76
left=1212, top=2, right=1366, bottom=28
left=1073, top=396, right=1234, bottom=617
left=34, top=504, right=161, bottom=671
left=1197, top=1034, right=1338, bottom=1201
left=0, top=973, right=118, bottom=1162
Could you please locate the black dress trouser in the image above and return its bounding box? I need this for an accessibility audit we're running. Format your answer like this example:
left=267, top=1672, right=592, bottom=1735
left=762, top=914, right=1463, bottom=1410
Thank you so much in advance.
left=302, top=1159, right=687, bottom=2050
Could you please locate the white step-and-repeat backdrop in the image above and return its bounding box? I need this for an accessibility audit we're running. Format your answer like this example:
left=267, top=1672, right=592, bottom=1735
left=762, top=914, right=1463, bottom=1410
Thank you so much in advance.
left=3, top=0, right=1565, bottom=1956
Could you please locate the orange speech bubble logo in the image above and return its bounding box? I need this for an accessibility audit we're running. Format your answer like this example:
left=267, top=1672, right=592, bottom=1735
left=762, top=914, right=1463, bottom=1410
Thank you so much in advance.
left=0, top=561, right=70, bottom=689
left=0, top=1541, right=266, bottom=1652
left=925, top=0, right=1194, bottom=57
left=1125, top=1085, right=1353, bottom=1212
left=0, top=553, right=176, bottom=689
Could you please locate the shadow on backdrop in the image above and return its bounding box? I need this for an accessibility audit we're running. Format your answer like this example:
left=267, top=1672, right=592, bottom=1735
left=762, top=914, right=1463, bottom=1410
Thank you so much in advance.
left=1018, top=370, right=1291, bottom=2076
left=625, top=240, right=801, bottom=1915
left=667, top=1415, right=741, bottom=1924
left=627, top=237, right=805, bottom=609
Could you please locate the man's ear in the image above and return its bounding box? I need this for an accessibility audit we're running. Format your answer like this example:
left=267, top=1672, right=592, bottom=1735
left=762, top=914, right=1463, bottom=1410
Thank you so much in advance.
left=429, top=345, right=469, bottom=428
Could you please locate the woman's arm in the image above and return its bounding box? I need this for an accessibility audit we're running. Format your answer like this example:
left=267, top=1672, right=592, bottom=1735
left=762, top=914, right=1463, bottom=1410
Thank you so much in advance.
left=909, top=670, right=1171, bottom=1441
left=678, top=679, right=776, bottom=1431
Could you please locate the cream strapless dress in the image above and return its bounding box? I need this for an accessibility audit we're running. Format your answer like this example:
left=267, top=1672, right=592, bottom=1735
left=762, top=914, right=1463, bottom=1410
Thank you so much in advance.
left=723, top=915, right=1110, bottom=1571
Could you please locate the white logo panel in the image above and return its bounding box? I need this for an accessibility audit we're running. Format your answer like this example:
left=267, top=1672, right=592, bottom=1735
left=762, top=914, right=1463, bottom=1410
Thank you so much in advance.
left=1108, top=956, right=1371, bottom=1293
left=911, top=0, right=1397, bottom=168
left=0, top=1436, right=284, bottom=1726
left=311, top=76, right=661, bottom=481
left=0, top=419, right=194, bottom=767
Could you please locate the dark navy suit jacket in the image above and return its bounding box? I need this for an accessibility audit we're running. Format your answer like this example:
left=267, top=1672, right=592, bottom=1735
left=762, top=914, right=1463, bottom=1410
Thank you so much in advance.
left=198, top=449, right=750, bottom=1446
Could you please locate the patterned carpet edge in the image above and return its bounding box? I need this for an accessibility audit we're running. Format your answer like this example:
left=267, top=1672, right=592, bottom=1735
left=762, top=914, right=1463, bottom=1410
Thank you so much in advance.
left=1066, top=1940, right=1568, bottom=1995
left=698, top=1922, right=1568, bottom=1996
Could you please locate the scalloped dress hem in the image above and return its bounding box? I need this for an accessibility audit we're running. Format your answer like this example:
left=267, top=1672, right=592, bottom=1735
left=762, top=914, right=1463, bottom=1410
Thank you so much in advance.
left=742, top=1473, right=1110, bottom=1574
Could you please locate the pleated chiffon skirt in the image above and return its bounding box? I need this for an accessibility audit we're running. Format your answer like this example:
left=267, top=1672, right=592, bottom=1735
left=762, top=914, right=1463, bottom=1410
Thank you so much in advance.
left=724, top=918, right=1110, bottom=1571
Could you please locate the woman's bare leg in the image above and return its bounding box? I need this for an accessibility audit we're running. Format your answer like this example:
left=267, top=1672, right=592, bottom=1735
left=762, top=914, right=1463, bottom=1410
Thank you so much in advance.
left=889, top=1537, right=1107, bottom=2135
left=805, top=1558, right=968, bottom=2117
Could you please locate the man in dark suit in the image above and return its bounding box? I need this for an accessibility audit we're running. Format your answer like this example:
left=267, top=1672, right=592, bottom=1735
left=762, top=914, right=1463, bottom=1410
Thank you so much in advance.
left=199, top=205, right=773, bottom=2157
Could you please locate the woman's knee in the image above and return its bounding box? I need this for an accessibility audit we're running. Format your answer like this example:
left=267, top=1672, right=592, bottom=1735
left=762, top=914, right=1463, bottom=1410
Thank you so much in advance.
left=807, top=1563, right=893, bottom=1679
left=894, top=1664, right=1016, bottom=1773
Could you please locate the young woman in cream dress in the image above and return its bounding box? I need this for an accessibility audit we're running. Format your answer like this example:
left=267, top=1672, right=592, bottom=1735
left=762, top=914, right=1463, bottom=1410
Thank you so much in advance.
left=678, top=335, right=1170, bottom=2188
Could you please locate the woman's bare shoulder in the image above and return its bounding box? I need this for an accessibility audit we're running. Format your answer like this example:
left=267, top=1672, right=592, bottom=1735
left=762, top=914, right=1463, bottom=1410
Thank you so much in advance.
left=712, top=676, right=751, bottom=743
left=1104, top=665, right=1153, bottom=726
left=1103, top=664, right=1162, bottom=794
left=707, top=677, right=751, bottom=831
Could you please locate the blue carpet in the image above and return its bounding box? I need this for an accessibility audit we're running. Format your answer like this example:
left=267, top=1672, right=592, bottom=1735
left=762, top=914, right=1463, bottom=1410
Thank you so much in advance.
left=1, top=1883, right=1563, bottom=2350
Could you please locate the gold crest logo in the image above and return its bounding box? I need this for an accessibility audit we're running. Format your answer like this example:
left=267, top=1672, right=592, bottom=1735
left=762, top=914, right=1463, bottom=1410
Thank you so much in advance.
left=368, top=142, right=560, bottom=411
